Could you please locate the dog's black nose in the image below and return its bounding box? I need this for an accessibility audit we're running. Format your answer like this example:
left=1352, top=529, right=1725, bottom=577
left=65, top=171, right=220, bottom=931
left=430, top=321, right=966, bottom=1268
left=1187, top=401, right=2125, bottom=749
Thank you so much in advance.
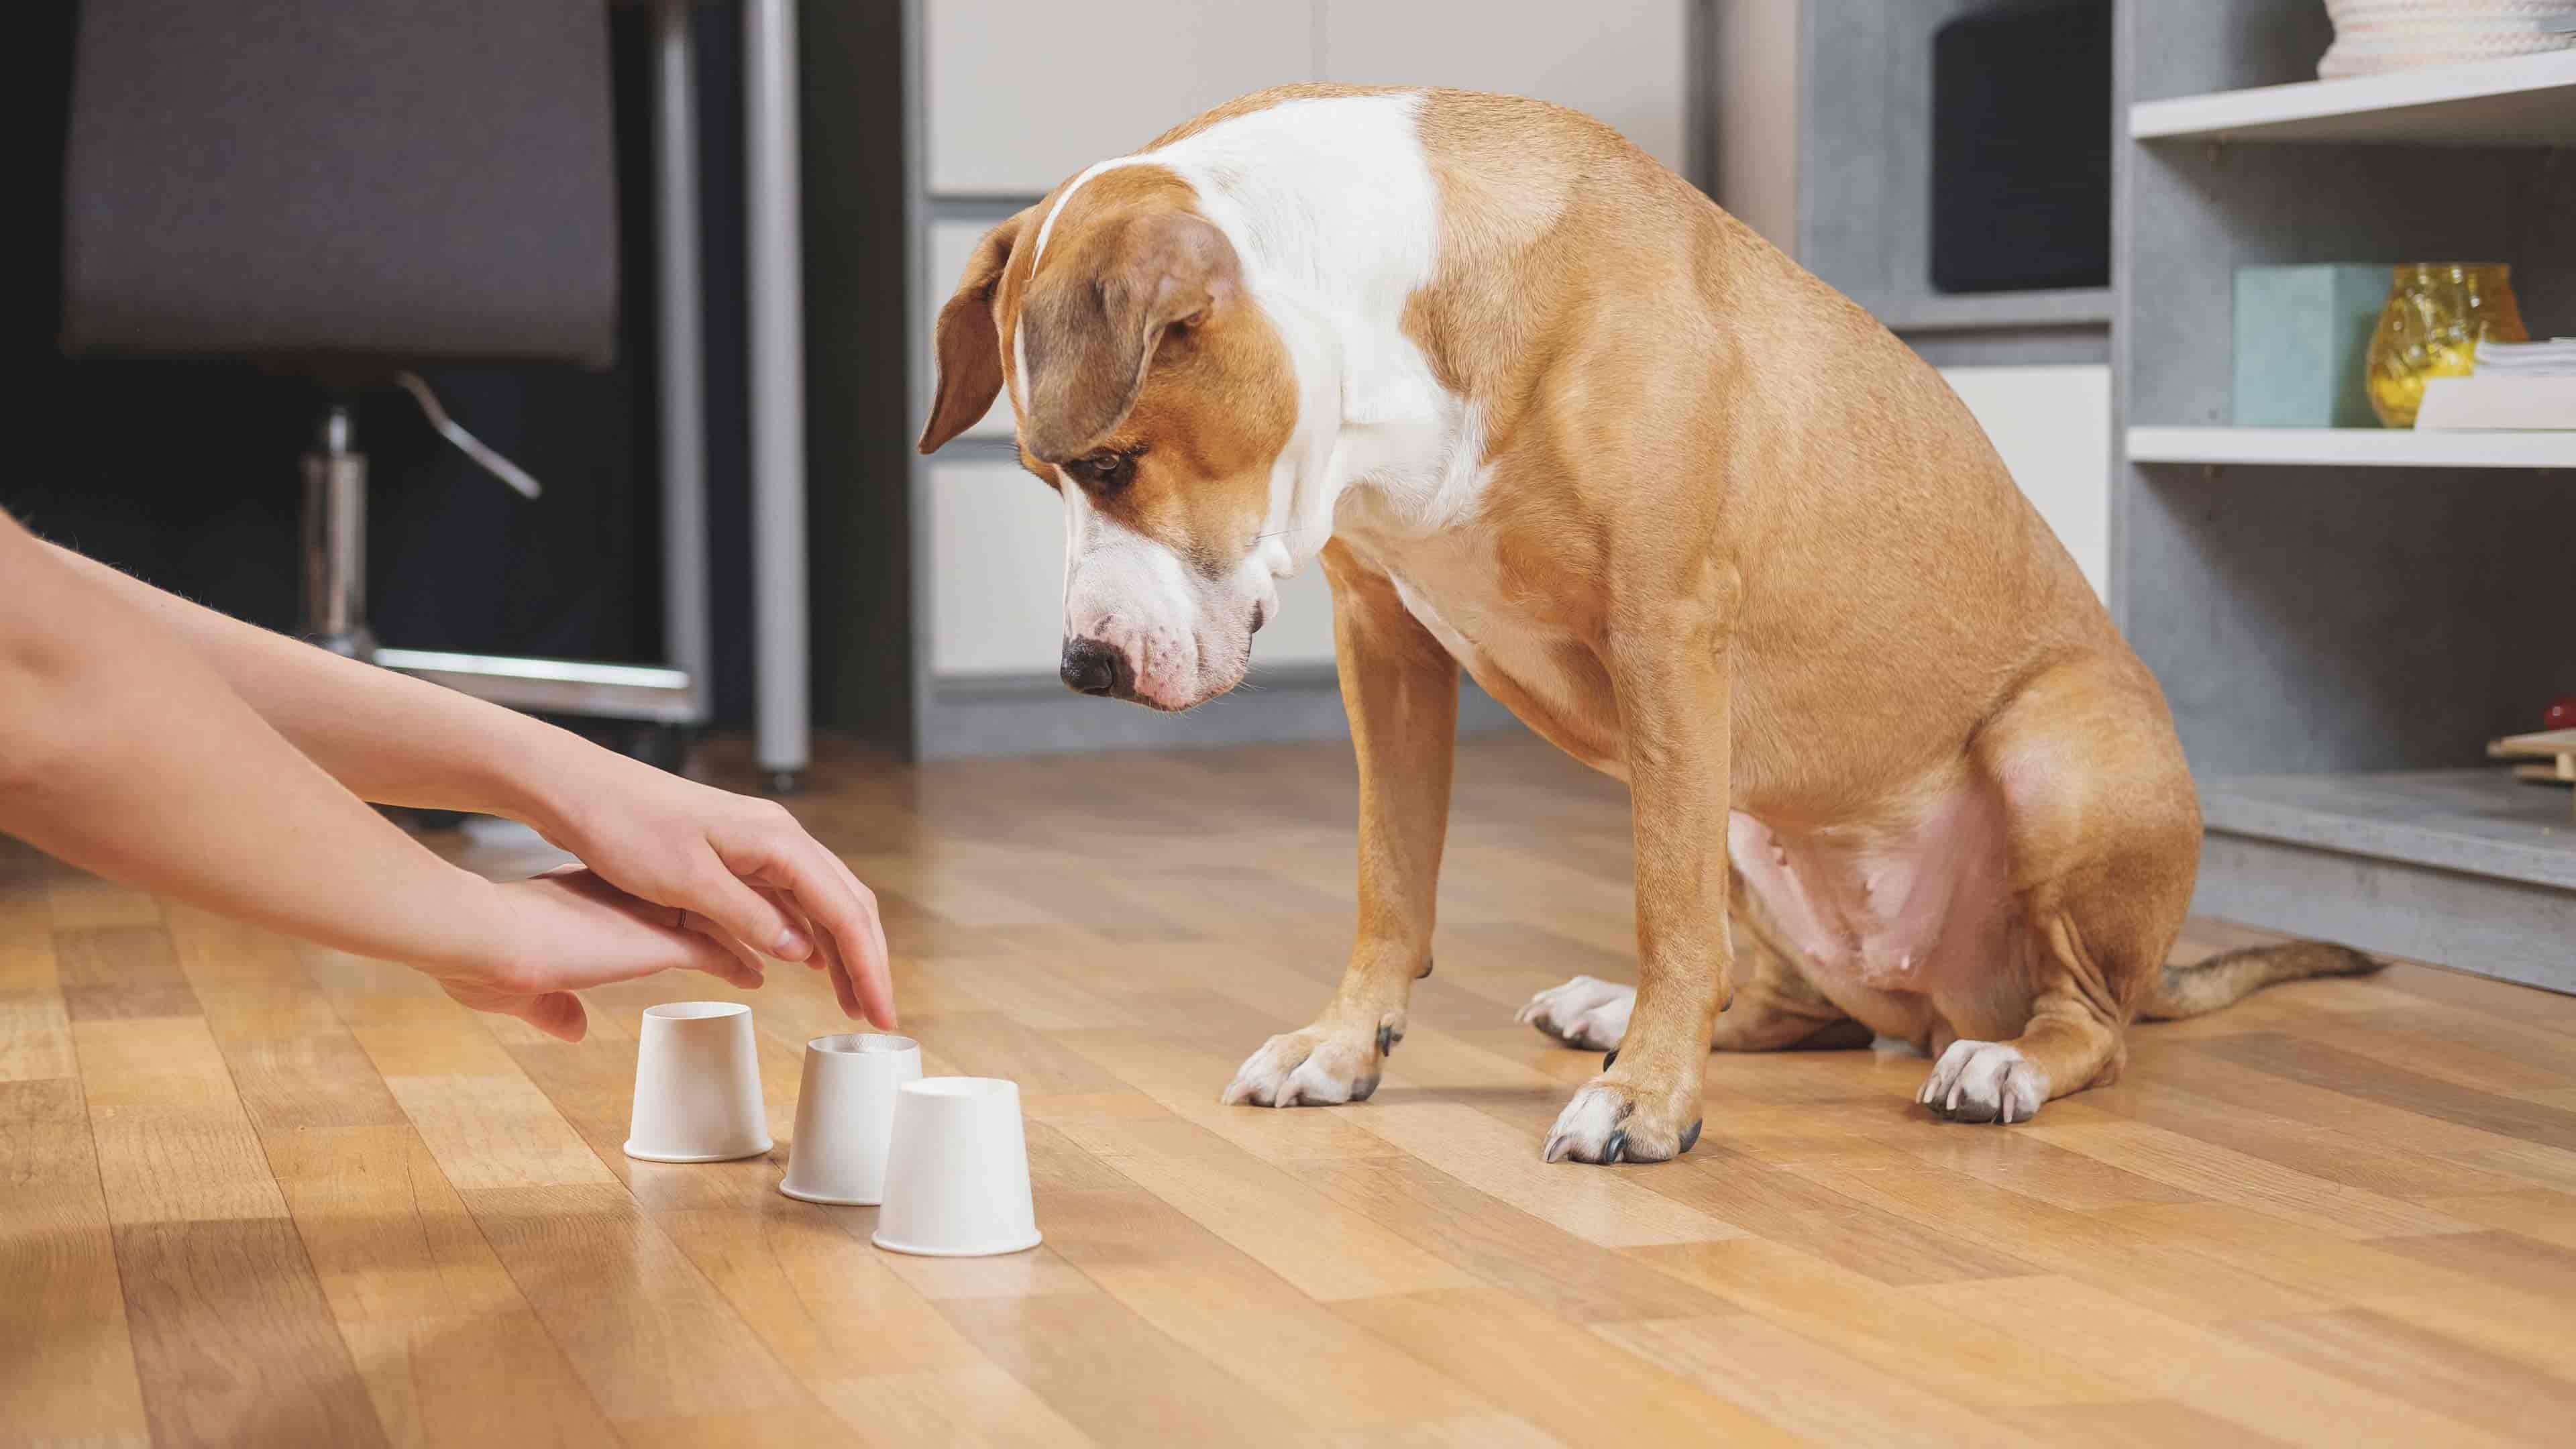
left=1059, top=637, right=1129, bottom=697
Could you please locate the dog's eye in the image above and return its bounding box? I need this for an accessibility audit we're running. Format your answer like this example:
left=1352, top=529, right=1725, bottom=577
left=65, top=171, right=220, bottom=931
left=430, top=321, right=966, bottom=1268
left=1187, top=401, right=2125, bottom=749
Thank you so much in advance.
left=1067, top=449, right=1138, bottom=492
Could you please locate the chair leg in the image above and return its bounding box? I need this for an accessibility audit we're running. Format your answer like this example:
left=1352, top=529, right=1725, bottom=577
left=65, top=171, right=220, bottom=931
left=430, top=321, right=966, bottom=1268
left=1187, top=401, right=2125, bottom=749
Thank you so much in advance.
left=300, top=405, right=376, bottom=658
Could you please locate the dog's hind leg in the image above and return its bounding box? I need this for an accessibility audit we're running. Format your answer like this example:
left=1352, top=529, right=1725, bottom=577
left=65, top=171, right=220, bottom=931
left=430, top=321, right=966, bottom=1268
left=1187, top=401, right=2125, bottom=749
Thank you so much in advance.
left=1919, top=661, right=2200, bottom=1124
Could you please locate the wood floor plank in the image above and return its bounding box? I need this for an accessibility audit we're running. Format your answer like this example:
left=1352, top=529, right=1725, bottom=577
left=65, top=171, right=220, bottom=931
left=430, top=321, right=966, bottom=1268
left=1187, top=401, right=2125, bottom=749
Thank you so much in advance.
left=54, top=924, right=199, bottom=1022
left=2014, top=1115, right=2474, bottom=1237
left=1626, top=1237, right=2135, bottom=1410
left=1334, top=1287, right=1801, bottom=1445
left=1593, top=1313, right=2042, bottom=1446
left=0, top=896, right=76, bottom=1083
left=44, top=875, right=164, bottom=931
left=113, top=1216, right=388, bottom=1446
left=1906, top=1274, right=2516, bottom=1448
left=1038, top=1183, right=1494, bottom=1429
left=0, top=1077, right=150, bottom=1446
left=379, top=1071, right=621, bottom=1193
left=2416, top=1187, right=2576, bottom=1250
left=1773, top=1145, right=2326, bottom=1321
left=2095, top=1201, right=2576, bottom=1377
left=460, top=1183, right=839, bottom=1430
left=649, top=1196, right=996, bottom=1383
left=1630, top=1142, right=2051, bottom=1287
left=2195, top=1033, right=2576, bottom=1155
left=810, top=1362, right=1096, bottom=1448
left=2220, top=1307, right=2576, bottom=1444
left=1051, top=1114, right=1480, bottom=1301
left=1303, top=1154, right=1737, bottom=1324
left=1995, top=1401, right=2292, bottom=1448
left=2091, top=1069, right=2536, bottom=1201
left=2153, top=1042, right=2576, bottom=1193
left=1342, top=1097, right=1743, bottom=1247
left=74, top=1016, right=288, bottom=1226
left=939, top=1291, right=1311, bottom=1449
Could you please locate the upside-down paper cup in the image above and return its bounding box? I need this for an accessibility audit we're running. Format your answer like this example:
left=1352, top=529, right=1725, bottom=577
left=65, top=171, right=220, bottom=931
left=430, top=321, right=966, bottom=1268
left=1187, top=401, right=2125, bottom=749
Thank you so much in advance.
left=870, top=1077, right=1042, bottom=1256
left=779, top=1033, right=921, bottom=1205
left=624, top=1002, right=773, bottom=1163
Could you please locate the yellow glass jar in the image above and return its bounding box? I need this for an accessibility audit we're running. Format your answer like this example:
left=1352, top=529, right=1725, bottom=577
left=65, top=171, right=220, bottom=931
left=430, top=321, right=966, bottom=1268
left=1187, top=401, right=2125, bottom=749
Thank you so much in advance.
left=2365, top=262, right=2528, bottom=428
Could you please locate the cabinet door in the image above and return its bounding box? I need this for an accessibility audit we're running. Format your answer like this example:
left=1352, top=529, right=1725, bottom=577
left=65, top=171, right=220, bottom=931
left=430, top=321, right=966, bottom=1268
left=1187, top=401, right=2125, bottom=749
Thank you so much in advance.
left=1318, top=0, right=1691, bottom=176
left=930, top=462, right=1340, bottom=677
left=924, top=219, right=1015, bottom=441
left=924, top=0, right=1320, bottom=197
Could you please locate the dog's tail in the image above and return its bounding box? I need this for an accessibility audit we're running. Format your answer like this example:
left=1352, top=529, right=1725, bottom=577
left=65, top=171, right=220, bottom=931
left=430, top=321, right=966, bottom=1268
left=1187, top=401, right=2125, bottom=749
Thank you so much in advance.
left=2137, top=940, right=2384, bottom=1020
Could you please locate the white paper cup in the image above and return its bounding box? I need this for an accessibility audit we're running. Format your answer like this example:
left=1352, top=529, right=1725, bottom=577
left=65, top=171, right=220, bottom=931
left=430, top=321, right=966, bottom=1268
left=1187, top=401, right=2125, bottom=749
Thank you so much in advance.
left=779, top=1033, right=922, bottom=1205
left=624, top=1002, right=773, bottom=1163
left=870, top=1077, right=1042, bottom=1256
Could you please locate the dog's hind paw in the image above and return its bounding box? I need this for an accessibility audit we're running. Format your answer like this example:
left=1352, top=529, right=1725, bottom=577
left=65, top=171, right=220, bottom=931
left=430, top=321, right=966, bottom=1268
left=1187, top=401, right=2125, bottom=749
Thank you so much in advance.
left=1917, top=1040, right=2050, bottom=1124
left=1517, top=975, right=1633, bottom=1052
left=1222, top=1018, right=1397, bottom=1108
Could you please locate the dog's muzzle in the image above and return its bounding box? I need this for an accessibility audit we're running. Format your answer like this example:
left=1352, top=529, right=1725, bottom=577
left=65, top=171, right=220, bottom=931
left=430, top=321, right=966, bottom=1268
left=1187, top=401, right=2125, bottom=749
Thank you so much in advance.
left=1059, top=637, right=1134, bottom=700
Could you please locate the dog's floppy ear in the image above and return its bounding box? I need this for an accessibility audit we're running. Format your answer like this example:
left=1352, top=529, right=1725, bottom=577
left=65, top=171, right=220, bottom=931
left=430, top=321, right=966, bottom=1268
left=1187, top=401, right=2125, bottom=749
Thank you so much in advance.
left=918, top=211, right=1030, bottom=455
left=1018, top=209, right=1238, bottom=463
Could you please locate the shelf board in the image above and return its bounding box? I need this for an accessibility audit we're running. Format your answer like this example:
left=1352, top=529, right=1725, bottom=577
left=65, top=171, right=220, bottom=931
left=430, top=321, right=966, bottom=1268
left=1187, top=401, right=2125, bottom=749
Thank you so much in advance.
left=2131, top=50, right=2576, bottom=146
left=1873, top=288, right=2112, bottom=334
left=2201, top=769, right=2575, bottom=891
left=2128, top=425, right=2576, bottom=468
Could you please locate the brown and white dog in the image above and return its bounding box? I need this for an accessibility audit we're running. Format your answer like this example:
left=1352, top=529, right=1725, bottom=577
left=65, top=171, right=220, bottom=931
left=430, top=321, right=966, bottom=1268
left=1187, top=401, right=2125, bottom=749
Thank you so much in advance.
left=918, top=86, right=2374, bottom=1165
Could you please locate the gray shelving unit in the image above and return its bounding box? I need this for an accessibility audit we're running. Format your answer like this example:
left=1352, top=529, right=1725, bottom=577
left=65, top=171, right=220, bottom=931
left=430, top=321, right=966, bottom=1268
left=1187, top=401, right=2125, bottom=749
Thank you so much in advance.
left=1805, top=1, right=2575, bottom=988
left=2116, top=5, right=2574, bottom=990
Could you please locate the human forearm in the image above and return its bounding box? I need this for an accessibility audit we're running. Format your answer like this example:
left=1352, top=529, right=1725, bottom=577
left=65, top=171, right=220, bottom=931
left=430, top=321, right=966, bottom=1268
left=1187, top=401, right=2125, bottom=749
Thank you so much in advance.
left=40, top=540, right=590, bottom=827
left=1, top=534, right=508, bottom=970
left=20, top=524, right=891, bottom=1028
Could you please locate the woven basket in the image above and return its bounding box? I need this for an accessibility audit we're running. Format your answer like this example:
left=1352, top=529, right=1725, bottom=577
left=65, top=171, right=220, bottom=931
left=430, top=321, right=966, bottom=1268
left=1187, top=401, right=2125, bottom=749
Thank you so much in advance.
left=2318, top=0, right=2576, bottom=78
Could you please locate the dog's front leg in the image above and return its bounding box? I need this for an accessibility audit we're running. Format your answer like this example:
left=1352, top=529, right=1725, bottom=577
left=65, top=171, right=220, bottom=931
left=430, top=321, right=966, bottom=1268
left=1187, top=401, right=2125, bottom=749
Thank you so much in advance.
left=1544, top=575, right=1734, bottom=1164
left=1225, top=543, right=1454, bottom=1108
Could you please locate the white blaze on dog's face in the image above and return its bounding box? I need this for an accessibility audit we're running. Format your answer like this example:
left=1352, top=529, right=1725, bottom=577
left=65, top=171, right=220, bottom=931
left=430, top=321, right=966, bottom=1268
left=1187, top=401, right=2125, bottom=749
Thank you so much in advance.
left=916, top=165, right=1298, bottom=711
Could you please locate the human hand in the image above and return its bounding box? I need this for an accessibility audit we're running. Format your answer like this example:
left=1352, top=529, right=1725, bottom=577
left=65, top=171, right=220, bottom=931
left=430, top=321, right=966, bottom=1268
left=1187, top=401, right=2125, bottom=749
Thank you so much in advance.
left=517, top=757, right=894, bottom=1030
left=430, top=867, right=771, bottom=1040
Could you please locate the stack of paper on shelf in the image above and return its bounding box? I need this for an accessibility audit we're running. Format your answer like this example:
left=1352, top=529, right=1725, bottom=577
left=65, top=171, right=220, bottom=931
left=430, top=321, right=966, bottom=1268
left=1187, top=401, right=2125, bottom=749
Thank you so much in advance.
left=2416, top=337, right=2576, bottom=430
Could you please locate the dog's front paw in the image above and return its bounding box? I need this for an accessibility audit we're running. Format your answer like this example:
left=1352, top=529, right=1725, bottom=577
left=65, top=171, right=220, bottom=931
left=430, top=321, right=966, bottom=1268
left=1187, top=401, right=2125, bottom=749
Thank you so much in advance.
left=1918, top=1040, right=2049, bottom=1124
left=1222, top=1017, right=1399, bottom=1108
left=1516, top=975, right=1633, bottom=1051
left=1542, top=1072, right=1702, bottom=1165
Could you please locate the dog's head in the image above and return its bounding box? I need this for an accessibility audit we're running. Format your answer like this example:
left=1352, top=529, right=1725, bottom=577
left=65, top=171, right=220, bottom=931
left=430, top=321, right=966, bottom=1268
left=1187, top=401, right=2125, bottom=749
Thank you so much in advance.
left=918, top=166, right=1311, bottom=712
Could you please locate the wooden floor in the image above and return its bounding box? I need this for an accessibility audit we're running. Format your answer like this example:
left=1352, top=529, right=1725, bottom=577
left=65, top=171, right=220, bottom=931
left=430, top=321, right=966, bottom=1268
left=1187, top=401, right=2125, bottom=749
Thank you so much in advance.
left=8, top=734, right=2576, bottom=1447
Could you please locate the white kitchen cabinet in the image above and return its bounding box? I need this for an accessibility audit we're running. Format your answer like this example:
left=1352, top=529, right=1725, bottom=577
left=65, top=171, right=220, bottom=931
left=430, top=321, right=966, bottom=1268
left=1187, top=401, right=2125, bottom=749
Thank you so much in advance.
left=1318, top=0, right=1692, bottom=174
left=923, top=0, right=1319, bottom=197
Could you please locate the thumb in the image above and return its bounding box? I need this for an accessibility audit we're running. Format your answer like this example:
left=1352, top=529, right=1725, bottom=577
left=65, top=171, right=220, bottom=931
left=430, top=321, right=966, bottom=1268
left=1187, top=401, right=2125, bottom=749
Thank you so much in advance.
left=516, top=991, right=588, bottom=1042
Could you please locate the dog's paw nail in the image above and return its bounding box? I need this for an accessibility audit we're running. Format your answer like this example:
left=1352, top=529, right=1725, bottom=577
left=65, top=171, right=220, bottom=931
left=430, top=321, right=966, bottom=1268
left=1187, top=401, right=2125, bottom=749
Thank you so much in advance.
left=1542, top=1132, right=1573, bottom=1164
left=1603, top=1129, right=1629, bottom=1165
left=1679, top=1118, right=1702, bottom=1153
left=1351, top=1074, right=1381, bottom=1102
left=1602, top=1047, right=1619, bottom=1070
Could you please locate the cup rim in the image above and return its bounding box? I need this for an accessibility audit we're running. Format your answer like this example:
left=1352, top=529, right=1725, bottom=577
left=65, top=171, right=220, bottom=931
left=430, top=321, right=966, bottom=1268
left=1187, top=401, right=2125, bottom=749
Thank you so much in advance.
left=899, top=1076, right=1016, bottom=1100
left=810, top=1032, right=919, bottom=1055
left=644, top=1000, right=749, bottom=1021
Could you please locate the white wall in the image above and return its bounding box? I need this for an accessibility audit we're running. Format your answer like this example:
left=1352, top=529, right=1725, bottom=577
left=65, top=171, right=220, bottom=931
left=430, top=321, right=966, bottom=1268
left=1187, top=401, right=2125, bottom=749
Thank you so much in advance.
left=1939, top=365, right=2113, bottom=597
left=1713, top=0, right=1802, bottom=249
